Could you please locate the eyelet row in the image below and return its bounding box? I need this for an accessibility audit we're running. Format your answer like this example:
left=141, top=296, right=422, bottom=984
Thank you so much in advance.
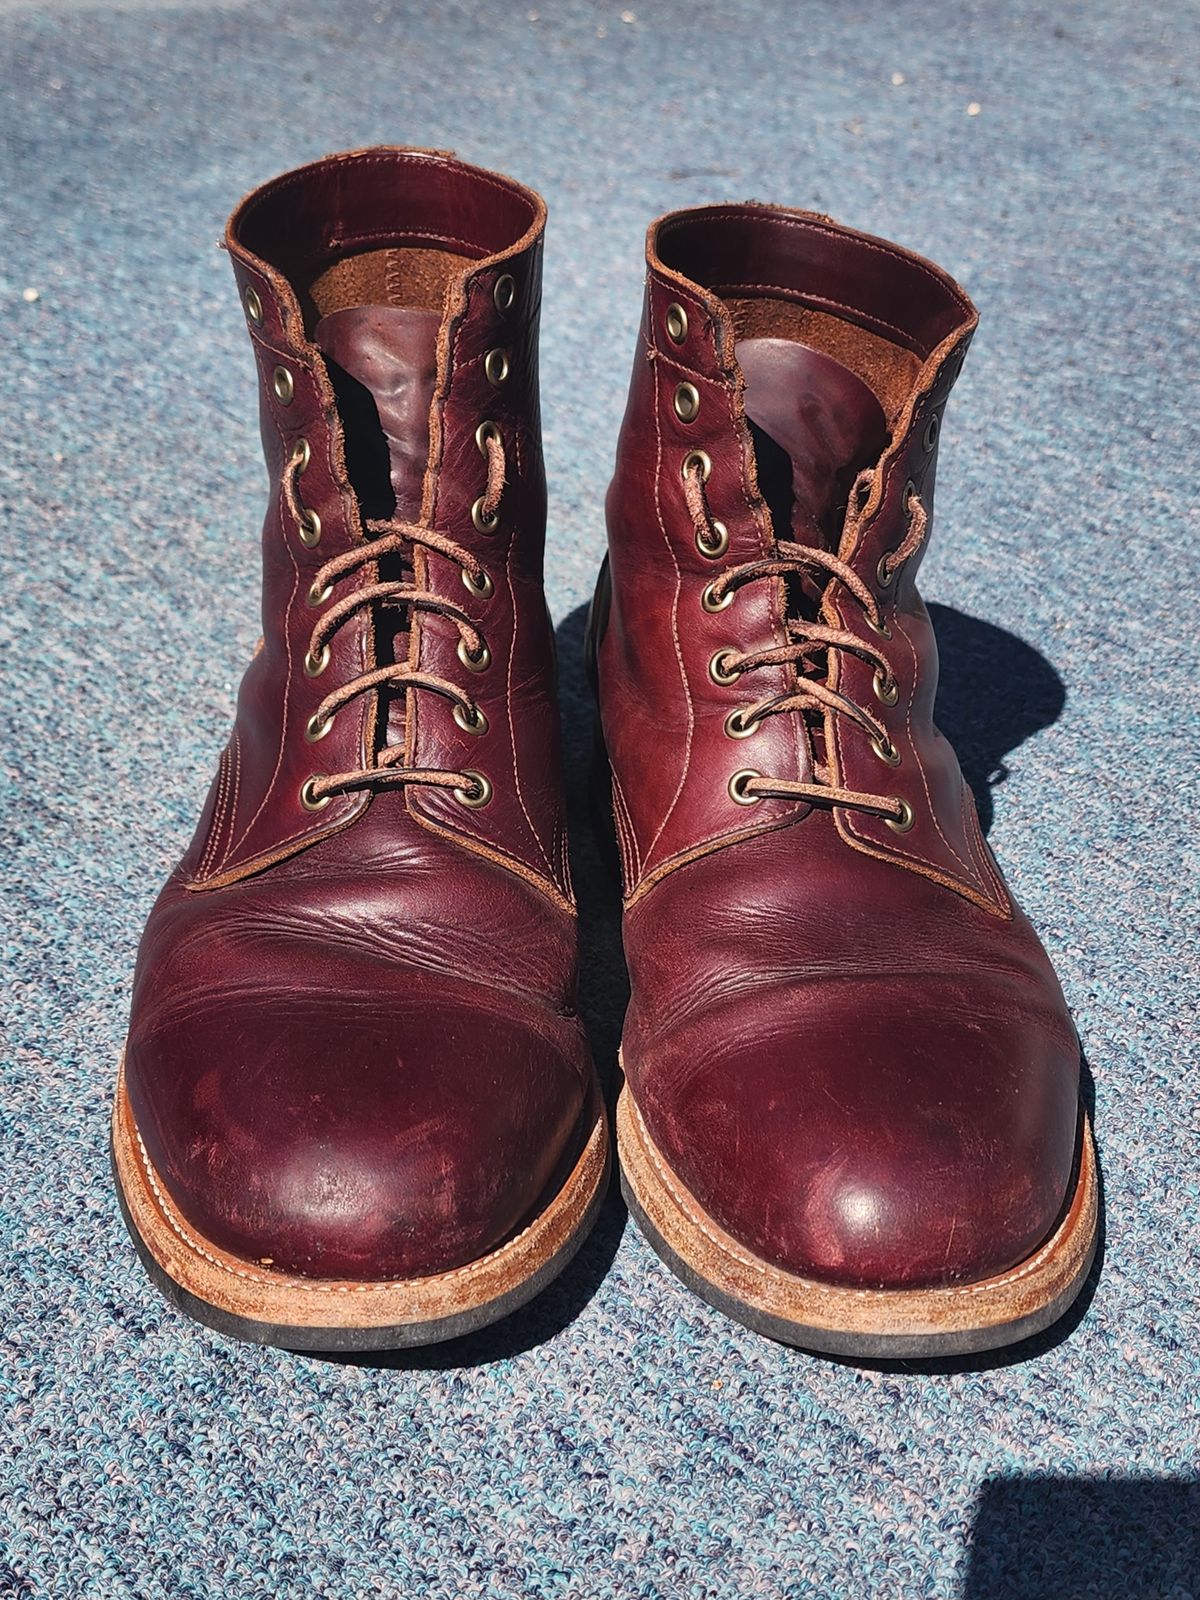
left=426, top=279, right=520, bottom=811
left=865, top=481, right=913, bottom=792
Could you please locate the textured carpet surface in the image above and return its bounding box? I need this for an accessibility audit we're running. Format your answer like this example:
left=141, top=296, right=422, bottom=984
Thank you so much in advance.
left=2, top=1, right=1198, bottom=1596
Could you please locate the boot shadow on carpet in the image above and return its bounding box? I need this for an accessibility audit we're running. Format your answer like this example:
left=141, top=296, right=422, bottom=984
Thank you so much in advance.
left=927, top=601, right=1067, bottom=835
left=964, top=1475, right=1200, bottom=1598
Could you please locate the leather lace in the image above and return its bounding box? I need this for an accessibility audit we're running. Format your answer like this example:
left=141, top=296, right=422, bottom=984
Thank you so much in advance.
left=684, top=462, right=928, bottom=824
left=291, top=428, right=507, bottom=807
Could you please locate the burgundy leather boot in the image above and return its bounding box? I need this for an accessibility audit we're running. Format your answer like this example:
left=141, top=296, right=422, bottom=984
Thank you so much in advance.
left=113, top=149, right=608, bottom=1349
left=593, top=204, right=1097, bottom=1357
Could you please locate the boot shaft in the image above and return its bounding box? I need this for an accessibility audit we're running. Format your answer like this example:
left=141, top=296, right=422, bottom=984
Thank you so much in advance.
left=597, top=203, right=1007, bottom=911
left=184, top=148, right=570, bottom=904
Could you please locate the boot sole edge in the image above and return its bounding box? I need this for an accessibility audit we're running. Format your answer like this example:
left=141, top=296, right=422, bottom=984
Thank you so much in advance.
left=617, top=1078, right=1098, bottom=1360
left=111, top=1059, right=611, bottom=1352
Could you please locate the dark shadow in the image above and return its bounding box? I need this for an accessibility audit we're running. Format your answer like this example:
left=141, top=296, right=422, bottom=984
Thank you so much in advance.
left=965, top=1476, right=1200, bottom=1598
left=319, top=602, right=628, bottom=1371
left=928, top=602, right=1067, bottom=835
left=554, top=603, right=631, bottom=1098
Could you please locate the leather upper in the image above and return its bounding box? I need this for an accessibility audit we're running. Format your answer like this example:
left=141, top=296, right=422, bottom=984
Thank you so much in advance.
left=124, top=150, right=591, bottom=1280
left=597, top=204, right=1081, bottom=1290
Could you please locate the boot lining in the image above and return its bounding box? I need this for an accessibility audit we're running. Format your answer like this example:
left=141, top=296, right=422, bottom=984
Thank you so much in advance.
left=725, top=295, right=920, bottom=423
left=304, top=245, right=473, bottom=331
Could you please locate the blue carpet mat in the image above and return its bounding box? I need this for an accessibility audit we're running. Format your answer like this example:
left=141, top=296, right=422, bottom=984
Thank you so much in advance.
left=2, top=2, right=1198, bottom=1595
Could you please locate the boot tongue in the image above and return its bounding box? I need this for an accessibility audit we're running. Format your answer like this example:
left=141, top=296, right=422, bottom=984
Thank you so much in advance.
left=736, top=337, right=889, bottom=545
left=314, top=305, right=442, bottom=521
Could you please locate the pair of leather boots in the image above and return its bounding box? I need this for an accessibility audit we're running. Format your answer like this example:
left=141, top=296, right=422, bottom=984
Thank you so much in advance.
left=114, top=148, right=1097, bottom=1360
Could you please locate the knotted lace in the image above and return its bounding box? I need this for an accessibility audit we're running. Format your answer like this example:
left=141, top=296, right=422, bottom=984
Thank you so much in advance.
left=684, top=460, right=928, bottom=824
left=290, top=426, right=508, bottom=807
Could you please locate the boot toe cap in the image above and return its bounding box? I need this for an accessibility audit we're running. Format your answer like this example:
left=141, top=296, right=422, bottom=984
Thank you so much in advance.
left=634, top=989, right=1081, bottom=1291
left=125, top=986, right=590, bottom=1281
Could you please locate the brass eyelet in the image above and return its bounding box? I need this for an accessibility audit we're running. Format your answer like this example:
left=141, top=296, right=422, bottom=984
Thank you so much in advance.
left=475, top=420, right=500, bottom=454
left=681, top=448, right=712, bottom=484
left=724, top=708, right=761, bottom=740
left=887, top=798, right=915, bottom=833
left=298, top=508, right=322, bottom=548
left=728, top=768, right=763, bottom=806
left=673, top=382, right=701, bottom=423
left=304, top=710, right=333, bottom=743
left=665, top=302, right=688, bottom=344
left=304, top=643, right=330, bottom=678
left=307, top=578, right=333, bottom=608
left=484, top=349, right=510, bottom=386
left=244, top=286, right=264, bottom=327
left=872, top=667, right=899, bottom=707
left=457, top=637, right=491, bottom=673
left=709, top=649, right=740, bottom=686
left=453, top=703, right=488, bottom=737
left=454, top=770, right=492, bottom=808
left=922, top=413, right=940, bottom=452
left=471, top=496, right=500, bottom=534
left=291, top=437, right=311, bottom=474
left=865, top=612, right=892, bottom=640
left=494, top=274, right=515, bottom=313
left=272, top=365, right=294, bottom=405
left=696, top=519, right=729, bottom=560
left=299, top=776, right=330, bottom=811
left=701, top=579, right=733, bottom=612
left=876, top=553, right=896, bottom=589
left=871, top=734, right=902, bottom=768
left=462, top=567, right=494, bottom=600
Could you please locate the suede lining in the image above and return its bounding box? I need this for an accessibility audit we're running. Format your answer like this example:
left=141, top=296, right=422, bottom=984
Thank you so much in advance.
left=725, top=296, right=919, bottom=423
left=308, top=246, right=473, bottom=327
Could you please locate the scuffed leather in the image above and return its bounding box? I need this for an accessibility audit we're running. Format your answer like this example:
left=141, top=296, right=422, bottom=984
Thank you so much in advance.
left=125, top=149, right=590, bottom=1280
left=598, top=204, right=1081, bottom=1289
left=128, top=807, right=591, bottom=1279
